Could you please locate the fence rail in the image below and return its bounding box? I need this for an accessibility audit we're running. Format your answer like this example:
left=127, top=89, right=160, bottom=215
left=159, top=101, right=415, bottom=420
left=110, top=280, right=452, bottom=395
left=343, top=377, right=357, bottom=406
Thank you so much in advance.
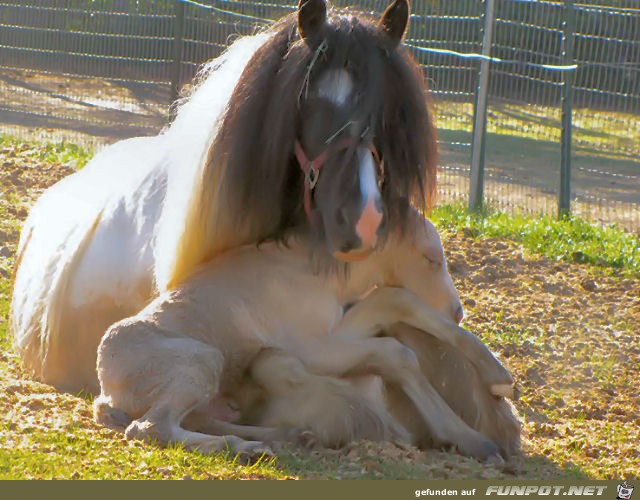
left=0, top=0, right=638, bottom=231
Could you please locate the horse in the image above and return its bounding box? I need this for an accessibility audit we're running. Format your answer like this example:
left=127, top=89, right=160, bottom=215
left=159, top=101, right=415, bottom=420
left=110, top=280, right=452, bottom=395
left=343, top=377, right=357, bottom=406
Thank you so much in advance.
left=11, top=0, right=438, bottom=395
left=94, top=209, right=516, bottom=462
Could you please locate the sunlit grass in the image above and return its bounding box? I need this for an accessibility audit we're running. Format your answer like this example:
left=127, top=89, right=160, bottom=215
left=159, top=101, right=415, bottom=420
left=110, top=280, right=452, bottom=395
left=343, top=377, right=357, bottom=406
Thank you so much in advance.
left=431, top=202, right=640, bottom=277
left=0, top=425, right=285, bottom=480
left=0, top=134, right=93, bottom=170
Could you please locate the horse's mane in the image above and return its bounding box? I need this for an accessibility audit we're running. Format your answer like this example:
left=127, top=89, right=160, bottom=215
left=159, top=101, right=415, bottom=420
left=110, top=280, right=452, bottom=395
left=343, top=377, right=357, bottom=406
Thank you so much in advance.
left=168, top=8, right=437, bottom=288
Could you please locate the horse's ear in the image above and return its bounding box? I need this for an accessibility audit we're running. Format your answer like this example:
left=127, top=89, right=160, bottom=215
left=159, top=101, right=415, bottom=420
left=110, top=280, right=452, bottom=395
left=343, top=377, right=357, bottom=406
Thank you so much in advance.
left=298, top=0, right=327, bottom=44
left=379, top=0, right=410, bottom=46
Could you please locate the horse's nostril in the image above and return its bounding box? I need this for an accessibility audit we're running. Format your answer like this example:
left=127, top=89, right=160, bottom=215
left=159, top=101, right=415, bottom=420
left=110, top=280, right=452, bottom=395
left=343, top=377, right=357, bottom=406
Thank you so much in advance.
left=339, top=234, right=362, bottom=253
left=340, top=241, right=355, bottom=253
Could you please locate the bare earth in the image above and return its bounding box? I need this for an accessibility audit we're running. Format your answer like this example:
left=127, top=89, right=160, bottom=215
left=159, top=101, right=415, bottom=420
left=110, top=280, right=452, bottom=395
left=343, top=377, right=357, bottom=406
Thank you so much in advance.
left=0, top=144, right=638, bottom=479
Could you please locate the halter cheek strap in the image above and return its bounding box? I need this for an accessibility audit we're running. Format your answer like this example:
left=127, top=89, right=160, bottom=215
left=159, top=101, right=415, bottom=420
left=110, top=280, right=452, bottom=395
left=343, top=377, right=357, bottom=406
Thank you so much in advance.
left=294, top=138, right=383, bottom=222
left=294, top=140, right=329, bottom=222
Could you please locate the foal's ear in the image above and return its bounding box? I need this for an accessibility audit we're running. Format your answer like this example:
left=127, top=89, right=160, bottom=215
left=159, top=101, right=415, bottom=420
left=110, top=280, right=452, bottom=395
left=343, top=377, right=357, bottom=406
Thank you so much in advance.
left=379, top=0, right=410, bottom=46
left=298, top=0, right=327, bottom=44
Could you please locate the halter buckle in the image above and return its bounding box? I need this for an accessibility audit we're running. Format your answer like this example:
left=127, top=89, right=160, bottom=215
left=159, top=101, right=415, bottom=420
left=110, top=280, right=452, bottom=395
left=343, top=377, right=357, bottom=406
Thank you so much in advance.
left=306, top=164, right=319, bottom=190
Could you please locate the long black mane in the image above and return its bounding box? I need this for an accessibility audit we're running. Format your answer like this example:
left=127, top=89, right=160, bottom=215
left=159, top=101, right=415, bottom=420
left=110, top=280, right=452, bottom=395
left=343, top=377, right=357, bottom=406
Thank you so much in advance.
left=204, top=5, right=437, bottom=248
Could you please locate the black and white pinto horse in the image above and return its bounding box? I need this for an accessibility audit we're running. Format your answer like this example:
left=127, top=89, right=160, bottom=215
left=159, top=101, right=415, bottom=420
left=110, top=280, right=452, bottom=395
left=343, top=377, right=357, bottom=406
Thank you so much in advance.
left=12, top=0, right=437, bottom=394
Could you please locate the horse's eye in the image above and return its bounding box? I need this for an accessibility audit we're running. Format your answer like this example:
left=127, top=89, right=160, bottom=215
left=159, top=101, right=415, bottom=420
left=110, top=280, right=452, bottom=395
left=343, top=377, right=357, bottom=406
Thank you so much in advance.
left=423, top=254, right=442, bottom=266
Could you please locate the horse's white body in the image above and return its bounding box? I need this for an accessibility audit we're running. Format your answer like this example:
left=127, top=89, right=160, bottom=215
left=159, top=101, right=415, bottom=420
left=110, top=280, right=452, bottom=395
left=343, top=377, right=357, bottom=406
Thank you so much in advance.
left=11, top=34, right=272, bottom=393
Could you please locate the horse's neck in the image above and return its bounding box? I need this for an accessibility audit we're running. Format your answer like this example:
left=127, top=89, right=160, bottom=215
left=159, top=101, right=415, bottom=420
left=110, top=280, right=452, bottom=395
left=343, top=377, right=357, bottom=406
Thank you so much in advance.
left=156, top=32, right=273, bottom=292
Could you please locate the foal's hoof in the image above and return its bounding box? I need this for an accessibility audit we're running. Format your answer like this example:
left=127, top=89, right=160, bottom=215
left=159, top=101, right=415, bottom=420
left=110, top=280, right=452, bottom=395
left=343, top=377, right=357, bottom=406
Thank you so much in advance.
left=93, top=398, right=131, bottom=430
left=265, top=427, right=319, bottom=450
left=485, top=452, right=506, bottom=466
left=220, top=435, right=274, bottom=464
left=194, top=436, right=273, bottom=463
left=463, top=438, right=504, bottom=464
left=296, top=429, right=319, bottom=450
left=233, top=441, right=274, bottom=465
left=490, top=383, right=516, bottom=399
left=125, top=419, right=162, bottom=443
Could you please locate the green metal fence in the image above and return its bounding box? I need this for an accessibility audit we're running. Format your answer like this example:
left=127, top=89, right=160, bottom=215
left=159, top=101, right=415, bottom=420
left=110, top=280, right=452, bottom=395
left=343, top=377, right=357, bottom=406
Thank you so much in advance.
left=0, top=0, right=638, bottom=231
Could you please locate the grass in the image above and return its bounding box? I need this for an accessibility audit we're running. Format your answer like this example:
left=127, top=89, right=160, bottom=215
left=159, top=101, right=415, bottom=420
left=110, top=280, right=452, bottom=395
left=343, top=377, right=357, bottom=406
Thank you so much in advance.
left=431, top=202, right=640, bottom=277
left=0, top=424, right=284, bottom=480
left=0, top=134, right=94, bottom=170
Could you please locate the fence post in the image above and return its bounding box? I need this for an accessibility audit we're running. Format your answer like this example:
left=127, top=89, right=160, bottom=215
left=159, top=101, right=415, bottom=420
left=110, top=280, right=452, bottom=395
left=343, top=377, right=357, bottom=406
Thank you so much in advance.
left=170, top=0, right=186, bottom=107
left=469, top=0, right=496, bottom=212
left=559, top=0, right=575, bottom=219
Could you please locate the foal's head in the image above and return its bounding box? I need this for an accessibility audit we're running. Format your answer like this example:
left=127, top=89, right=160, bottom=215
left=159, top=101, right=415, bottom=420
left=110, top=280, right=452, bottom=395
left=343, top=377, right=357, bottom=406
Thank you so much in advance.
left=383, top=211, right=464, bottom=325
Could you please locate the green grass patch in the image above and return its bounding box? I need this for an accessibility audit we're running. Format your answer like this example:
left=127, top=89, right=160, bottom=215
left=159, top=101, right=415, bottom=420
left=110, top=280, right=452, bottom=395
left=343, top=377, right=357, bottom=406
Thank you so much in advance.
left=0, top=134, right=93, bottom=170
left=0, top=426, right=287, bottom=480
left=0, top=277, right=10, bottom=347
left=431, top=203, right=640, bottom=277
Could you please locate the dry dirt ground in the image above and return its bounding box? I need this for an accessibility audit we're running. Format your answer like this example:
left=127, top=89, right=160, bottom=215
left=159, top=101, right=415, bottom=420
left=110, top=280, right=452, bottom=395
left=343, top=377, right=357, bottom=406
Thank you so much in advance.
left=0, top=142, right=638, bottom=479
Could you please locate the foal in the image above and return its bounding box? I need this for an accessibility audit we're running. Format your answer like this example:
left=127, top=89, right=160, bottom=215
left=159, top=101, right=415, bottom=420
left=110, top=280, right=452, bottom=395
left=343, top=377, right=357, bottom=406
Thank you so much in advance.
left=94, top=210, right=514, bottom=461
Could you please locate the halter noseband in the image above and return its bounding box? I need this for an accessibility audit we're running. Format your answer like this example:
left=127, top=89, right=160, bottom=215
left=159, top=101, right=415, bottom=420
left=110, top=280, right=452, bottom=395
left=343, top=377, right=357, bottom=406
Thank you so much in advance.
left=294, top=137, right=383, bottom=222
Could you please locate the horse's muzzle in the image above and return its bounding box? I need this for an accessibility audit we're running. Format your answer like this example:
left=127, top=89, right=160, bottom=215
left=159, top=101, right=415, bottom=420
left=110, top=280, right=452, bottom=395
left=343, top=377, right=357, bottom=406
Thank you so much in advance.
left=332, top=197, right=382, bottom=261
left=352, top=195, right=383, bottom=252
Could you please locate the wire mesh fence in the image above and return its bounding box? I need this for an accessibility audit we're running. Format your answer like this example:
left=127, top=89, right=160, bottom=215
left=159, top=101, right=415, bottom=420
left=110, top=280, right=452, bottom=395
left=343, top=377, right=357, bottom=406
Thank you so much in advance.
left=475, top=0, right=639, bottom=230
left=0, top=0, right=638, bottom=231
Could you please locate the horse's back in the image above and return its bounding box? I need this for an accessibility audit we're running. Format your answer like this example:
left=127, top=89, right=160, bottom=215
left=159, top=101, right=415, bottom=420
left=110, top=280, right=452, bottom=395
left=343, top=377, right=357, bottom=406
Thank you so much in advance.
left=11, top=135, right=168, bottom=393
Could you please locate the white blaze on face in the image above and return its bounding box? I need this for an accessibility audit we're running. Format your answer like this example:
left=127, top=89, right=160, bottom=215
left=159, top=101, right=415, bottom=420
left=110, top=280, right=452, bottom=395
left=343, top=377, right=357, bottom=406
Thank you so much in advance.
left=354, top=147, right=382, bottom=250
left=358, top=148, right=379, bottom=210
left=318, top=69, right=354, bottom=106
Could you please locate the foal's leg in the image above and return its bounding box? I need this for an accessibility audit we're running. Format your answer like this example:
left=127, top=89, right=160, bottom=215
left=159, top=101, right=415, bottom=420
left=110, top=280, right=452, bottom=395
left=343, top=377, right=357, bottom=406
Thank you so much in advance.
left=334, top=287, right=514, bottom=398
left=296, top=337, right=502, bottom=461
left=95, top=320, right=272, bottom=461
left=391, top=324, right=521, bottom=458
left=183, top=400, right=317, bottom=448
left=245, top=348, right=409, bottom=448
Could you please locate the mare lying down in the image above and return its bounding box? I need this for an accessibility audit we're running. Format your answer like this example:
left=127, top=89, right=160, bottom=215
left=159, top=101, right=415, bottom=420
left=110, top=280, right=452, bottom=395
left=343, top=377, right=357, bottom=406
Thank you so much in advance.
left=94, top=209, right=519, bottom=462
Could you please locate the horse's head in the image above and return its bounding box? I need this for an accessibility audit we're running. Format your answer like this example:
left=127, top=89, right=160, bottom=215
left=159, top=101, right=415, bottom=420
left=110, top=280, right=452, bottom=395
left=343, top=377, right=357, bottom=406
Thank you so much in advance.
left=206, top=0, right=436, bottom=270
left=383, top=211, right=464, bottom=325
left=294, top=0, right=426, bottom=262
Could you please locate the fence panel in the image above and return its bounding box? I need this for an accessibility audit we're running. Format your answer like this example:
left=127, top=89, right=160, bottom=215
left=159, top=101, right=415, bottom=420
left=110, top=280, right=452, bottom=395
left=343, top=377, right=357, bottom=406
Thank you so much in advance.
left=482, top=0, right=565, bottom=218
left=0, top=0, right=174, bottom=143
left=570, top=1, right=640, bottom=230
